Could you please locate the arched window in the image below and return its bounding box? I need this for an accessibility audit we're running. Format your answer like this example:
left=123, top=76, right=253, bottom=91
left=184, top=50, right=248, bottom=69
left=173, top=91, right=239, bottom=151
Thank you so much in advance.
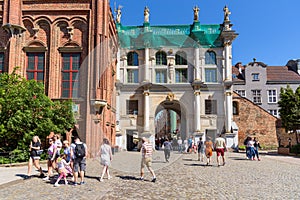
left=175, top=51, right=187, bottom=65
left=155, top=51, right=167, bottom=65
left=127, top=52, right=139, bottom=66
left=205, top=51, right=216, bottom=65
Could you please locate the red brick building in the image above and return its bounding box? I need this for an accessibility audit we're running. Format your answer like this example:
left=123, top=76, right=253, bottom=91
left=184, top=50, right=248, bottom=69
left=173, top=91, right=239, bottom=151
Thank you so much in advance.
left=0, top=0, right=117, bottom=157
left=233, top=92, right=278, bottom=148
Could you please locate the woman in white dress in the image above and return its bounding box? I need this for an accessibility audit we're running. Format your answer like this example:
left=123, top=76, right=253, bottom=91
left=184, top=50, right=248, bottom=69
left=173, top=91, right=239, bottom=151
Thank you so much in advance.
left=99, top=138, right=112, bottom=182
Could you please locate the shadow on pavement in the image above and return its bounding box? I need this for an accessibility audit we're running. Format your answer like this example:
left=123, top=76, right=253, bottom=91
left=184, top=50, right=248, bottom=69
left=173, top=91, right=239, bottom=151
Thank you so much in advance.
left=184, top=163, right=209, bottom=167
left=116, top=175, right=140, bottom=181
left=182, top=158, right=193, bottom=161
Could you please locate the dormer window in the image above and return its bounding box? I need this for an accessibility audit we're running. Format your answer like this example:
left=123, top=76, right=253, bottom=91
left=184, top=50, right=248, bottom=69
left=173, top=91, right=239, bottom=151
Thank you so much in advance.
left=252, top=73, right=259, bottom=81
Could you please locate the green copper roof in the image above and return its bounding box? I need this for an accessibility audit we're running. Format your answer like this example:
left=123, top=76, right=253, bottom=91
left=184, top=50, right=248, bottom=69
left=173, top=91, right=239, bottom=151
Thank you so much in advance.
left=117, top=22, right=222, bottom=49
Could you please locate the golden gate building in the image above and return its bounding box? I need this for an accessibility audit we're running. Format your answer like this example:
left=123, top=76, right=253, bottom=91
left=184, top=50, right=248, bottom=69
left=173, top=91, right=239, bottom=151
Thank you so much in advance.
left=115, top=6, right=238, bottom=150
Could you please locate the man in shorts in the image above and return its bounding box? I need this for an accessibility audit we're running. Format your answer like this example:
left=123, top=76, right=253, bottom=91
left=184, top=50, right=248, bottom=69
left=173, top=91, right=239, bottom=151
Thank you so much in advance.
left=214, top=134, right=227, bottom=166
left=140, top=137, right=156, bottom=182
left=71, top=136, right=87, bottom=185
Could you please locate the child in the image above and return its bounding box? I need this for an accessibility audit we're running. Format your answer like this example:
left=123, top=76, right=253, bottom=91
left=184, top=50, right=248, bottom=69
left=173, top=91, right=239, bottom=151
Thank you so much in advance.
left=54, top=154, right=69, bottom=187
left=63, top=140, right=73, bottom=180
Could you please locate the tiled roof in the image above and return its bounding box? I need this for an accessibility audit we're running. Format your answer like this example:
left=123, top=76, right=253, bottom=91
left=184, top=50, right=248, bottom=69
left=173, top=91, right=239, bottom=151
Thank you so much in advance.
left=267, top=66, right=300, bottom=82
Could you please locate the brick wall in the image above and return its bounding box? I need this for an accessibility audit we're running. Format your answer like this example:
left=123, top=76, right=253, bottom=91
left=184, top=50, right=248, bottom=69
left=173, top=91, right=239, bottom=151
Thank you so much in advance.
left=233, top=93, right=278, bottom=148
left=0, top=0, right=117, bottom=157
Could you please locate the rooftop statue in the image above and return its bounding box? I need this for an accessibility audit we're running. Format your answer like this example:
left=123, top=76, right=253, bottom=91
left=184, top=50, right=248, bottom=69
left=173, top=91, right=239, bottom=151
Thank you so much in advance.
left=144, top=6, right=150, bottom=23
left=193, top=6, right=200, bottom=21
left=115, top=5, right=122, bottom=23
left=223, top=5, right=231, bottom=21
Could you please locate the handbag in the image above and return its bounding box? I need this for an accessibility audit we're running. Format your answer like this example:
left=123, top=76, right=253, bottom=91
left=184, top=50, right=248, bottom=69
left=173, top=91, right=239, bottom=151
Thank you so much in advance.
left=36, top=149, right=43, bottom=156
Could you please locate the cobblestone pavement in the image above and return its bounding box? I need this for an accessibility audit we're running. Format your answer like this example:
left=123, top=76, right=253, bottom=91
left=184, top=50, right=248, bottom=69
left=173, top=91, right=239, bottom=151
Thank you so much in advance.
left=1, top=150, right=300, bottom=200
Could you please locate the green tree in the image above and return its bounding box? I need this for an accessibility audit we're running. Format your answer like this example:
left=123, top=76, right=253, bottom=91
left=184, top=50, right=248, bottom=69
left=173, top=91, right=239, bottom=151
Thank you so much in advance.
left=0, top=69, right=75, bottom=162
left=278, top=85, right=300, bottom=144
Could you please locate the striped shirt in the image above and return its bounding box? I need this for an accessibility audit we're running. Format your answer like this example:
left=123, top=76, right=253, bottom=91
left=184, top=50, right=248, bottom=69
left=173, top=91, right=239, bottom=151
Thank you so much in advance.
left=141, top=142, right=153, bottom=158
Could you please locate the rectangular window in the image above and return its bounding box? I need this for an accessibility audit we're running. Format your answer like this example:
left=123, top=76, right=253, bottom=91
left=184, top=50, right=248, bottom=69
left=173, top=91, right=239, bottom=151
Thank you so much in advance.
left=0, top=52, right=4, bottom=73
left=61, top=53, right=80, bottom=98
left=127, top=69, right=139, bottom=83
left=252, top=73, right=259, bottom=81
left=26, top=53, right=45, bottom=83
left=268, top=90, right=277, bottom=103
left=175, top=68, right=187, bottom=83
left=235, top=90, right=246, bottom=97
left=205, top=68, right=217, bottom=83
left=126, top=100, right=138, bottom=115
left=252, top=90, right=261, bottom=104
left=205, top=100, right=217, bottom=114
left=156, top=69, right=167, bottom=83
left=268, top=109, right=278, bottom=117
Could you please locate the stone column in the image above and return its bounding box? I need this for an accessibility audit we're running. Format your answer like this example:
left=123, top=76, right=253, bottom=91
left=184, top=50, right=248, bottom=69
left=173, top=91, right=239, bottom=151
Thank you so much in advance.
left=194, top=90, right=201, bottom=132
left=225, top=91, right=232, bottom=133
left=144, top=48, right=149, bottom=82
left=143, top=89, right=150, bottom=133
left=224, top=42, right=231, bottom=81
left=194, top=48, right=200, bottom=80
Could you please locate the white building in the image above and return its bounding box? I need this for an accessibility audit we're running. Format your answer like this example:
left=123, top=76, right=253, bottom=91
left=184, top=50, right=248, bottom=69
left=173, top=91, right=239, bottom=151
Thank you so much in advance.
left=115, top=6, right=238, bottom=150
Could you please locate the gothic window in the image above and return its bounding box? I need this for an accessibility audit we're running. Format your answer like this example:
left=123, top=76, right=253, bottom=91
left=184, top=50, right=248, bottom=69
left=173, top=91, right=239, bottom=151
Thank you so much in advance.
left=156, top=69, right=167, bottom=83
left=126, top=100, right=138, bottom=115
left=0, top=52, right=4, bottom=73
left=205, top=99, right=217, bottom=114
left=175, top=68, right=187, bottom=83
left=156, top=51, right=167, bottom=65
left=205, top=68, right=217, bottom=83
left=175, top=51, right=187, bottom=65
left=127, top=52, right=139, bottom=66
left=127, top=69, right=139, bottom=83
left=61, top=53, right=80, bottom=98
left=268, top=90, right=277, bottom=103
left=26, top=52, right=45, bottom=83
left=205, top=51, right=216, bottom=65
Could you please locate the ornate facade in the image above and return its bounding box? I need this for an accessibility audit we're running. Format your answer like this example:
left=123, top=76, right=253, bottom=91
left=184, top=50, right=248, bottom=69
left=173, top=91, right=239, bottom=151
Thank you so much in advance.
left=0, top=0, right=117, bottom=157
left=115, top=6, right=238, bottom=150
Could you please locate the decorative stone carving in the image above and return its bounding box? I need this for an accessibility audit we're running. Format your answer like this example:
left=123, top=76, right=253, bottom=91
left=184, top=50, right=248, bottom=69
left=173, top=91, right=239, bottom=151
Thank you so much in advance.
left=67, top=26, right=74, bottom=40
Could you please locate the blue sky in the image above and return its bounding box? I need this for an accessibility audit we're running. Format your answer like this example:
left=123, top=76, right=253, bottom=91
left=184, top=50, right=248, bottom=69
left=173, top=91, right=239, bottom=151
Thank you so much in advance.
left=111, top=0, right=300, bottom=66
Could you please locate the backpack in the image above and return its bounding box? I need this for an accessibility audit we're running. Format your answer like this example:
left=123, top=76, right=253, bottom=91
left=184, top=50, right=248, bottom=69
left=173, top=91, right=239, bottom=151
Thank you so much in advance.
left=75, top=143, right=85, bottom=158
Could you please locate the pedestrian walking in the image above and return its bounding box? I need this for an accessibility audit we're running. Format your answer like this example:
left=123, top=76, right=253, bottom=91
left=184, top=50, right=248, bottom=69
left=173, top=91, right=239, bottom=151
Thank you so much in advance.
left=63, top=140, right=73, bottom=179
left=197, top=137, right=205, bottom=162
left=54, top=154, right=69, bottom=187
left=214, top=134, right=227, bottom=166
left=163, top=138, right=172, bottom=162
left=177, top=137, right=183, bottom=153
left=43, top=138, right=57, bottom=181
left=205, top=137, right=213, bottom=166
left=187, top=136, right=193, bottom=153
left=253, top=137, right=261, bottom=161
left=140, top=137, right=156, bottom=182
left=27, top=135, right=44, bottom=179
left=99, top=138, right=113, bottom=182
left=71, top=136, right=87, bottom=185
left=247, top=137, right=256, bottom=160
